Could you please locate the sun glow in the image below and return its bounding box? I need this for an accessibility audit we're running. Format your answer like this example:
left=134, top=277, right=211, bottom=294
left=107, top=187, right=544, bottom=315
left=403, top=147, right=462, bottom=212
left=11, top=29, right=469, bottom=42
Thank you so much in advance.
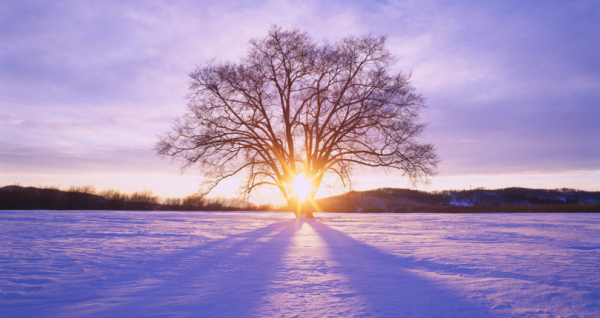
left=290, top=174, right=312, bottom=202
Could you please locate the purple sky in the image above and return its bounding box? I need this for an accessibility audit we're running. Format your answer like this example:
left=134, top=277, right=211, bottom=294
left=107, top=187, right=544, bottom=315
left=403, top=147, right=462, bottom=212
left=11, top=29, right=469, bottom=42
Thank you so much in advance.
left=1, top=0, right=599, bottom=202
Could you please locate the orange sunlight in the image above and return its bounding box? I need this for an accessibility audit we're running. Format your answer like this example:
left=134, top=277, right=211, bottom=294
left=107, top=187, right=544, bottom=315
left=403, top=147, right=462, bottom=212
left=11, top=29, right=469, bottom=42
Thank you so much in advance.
left=290, top=174, right=312, bottom=202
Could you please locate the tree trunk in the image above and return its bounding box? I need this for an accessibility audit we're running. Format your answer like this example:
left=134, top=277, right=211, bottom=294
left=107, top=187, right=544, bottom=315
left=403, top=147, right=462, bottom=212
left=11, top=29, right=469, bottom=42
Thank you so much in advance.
left=301, top=201, right=314, bottom=218
left=289, top=198, right=301, bottom=218
left=294, top=207, right=301, bottom=218
left=291, top=200, right=314, bottom=219
left=288, top=198, right=314, bottom=218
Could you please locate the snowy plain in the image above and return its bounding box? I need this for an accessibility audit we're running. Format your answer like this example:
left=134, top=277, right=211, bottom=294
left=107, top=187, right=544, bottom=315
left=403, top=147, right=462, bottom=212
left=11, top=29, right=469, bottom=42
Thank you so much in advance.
left=1, top=211, right=599, bottom=317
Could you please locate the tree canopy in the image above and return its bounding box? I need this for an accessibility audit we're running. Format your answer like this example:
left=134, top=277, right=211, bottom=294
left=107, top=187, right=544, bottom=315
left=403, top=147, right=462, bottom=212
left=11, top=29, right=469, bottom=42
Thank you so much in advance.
left=157, top=26, right=438, bottom=217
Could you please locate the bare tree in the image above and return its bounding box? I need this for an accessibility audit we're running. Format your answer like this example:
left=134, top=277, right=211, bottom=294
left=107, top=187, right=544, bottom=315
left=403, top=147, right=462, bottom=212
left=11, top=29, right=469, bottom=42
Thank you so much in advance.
left=157, top=26, right=438, bottom=218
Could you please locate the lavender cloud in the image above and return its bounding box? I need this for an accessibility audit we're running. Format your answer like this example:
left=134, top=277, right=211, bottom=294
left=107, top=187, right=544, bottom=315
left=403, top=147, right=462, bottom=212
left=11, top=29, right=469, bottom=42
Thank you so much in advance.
left=1, top=0, right=598, bottom=194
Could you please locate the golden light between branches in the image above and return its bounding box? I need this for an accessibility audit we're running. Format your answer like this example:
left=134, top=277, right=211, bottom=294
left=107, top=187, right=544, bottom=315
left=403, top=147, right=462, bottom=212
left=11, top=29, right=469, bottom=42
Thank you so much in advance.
left=290, top=174, right=312, bottom=203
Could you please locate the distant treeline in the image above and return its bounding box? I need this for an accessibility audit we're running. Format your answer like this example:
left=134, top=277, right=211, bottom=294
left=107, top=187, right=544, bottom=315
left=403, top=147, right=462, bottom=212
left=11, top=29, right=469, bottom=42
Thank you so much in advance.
left=2, top=185, right=599, bottom=212
left=0, top=185, right=277, bottom=211
left=316, top=187, right=600, bottom=213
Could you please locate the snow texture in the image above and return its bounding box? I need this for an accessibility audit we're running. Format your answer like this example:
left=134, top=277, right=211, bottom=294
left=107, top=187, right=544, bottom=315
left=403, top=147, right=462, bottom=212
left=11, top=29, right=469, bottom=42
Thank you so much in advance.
left=1, top=211, right=599, bottom=317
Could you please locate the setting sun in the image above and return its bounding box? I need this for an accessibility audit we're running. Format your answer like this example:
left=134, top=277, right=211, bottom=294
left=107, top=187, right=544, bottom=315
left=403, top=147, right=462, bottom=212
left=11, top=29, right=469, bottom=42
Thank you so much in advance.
left=290, top=174, right=312, bottom=202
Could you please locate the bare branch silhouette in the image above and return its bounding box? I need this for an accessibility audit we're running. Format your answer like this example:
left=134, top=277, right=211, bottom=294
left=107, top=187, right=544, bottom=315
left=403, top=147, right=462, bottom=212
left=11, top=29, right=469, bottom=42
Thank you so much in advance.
left=157, top=26, right=438, bottom=217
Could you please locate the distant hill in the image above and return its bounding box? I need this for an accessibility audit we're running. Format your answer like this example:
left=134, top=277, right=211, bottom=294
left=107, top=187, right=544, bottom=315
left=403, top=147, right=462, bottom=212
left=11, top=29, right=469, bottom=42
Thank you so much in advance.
left=2, top=185, right=599, bottom=212
left=316, top=187, right=600, bottom=213
left=0, top=185, right=108, bottom=210
left=0, top=185, right=169, bottom=211
left=0, top=185, right=253, bottom=211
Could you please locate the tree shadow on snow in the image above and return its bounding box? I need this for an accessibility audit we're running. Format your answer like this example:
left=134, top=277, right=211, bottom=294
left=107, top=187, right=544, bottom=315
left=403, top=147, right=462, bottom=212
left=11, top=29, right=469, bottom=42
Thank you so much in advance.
left=13, top=218, right=502, bottom=318
left=307, top=220, right=500, bottom=317
left=45, top=220, right=302, bottom=318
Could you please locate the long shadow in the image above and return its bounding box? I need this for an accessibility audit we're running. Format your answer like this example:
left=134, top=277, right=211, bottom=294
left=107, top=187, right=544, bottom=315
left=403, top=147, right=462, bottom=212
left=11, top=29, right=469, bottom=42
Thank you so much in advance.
left=5, top=220, right=301, bottom=318
left=87, top=220, right=301, bottom=317
left=310, top=219, right=600, bottom=298
left=307, top=221, right=500, bottom=317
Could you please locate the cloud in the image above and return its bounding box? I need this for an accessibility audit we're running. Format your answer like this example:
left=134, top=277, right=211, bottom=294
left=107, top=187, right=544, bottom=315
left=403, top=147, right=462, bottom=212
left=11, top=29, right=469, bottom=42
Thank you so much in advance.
left=1, top=0, right=599, bottom=196
left=1, top=118, right=24, bottom=126
left=360, top=0, right=600, bottom=174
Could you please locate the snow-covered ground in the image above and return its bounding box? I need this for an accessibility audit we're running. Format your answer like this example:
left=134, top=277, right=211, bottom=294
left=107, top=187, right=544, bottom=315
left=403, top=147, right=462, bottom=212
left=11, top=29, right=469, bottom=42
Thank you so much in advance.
left=1, top=211, right=599, bottom=317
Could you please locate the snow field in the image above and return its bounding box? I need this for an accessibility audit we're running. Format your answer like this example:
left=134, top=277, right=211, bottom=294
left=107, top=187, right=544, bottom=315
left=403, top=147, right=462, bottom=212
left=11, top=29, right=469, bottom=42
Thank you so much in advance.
left=1, top=211, right=599, bottom=317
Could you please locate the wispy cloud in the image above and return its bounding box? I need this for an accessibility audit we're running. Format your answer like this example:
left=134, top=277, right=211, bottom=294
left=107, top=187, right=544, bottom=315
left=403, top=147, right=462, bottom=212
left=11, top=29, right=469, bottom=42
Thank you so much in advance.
left=1, top=0, right=599, bottom=197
